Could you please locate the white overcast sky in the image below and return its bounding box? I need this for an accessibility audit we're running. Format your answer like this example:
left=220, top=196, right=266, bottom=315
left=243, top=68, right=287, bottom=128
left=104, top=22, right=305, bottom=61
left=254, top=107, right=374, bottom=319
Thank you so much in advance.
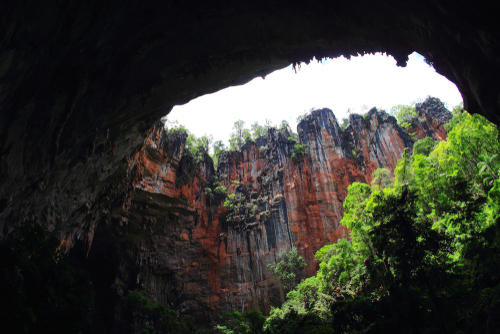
left=167, top=52, right=462, bottom=145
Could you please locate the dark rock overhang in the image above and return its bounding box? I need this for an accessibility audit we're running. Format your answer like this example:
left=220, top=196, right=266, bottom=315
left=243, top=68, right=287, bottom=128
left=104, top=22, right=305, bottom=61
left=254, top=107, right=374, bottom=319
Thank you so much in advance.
left=1, top=0, right=499, bottom=236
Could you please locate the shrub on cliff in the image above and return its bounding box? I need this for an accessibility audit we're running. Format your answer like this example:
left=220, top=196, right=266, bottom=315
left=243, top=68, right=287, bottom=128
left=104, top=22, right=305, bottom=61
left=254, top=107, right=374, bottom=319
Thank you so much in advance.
left=370, top=168, right=393, bottom=190
left=291, top=143, right=309, bottom=162
left=287, top=132, right=299, bottom=143
left=214, top=183, right=228, bottom=197
left=340, top=118, right=349, bottom=130
left=212, top=140, right=225, bottom=166
left=184, top=133, right=213, bottom=161
left=229, top=120, right=253, bottom=150
left=268, top=247, right=306, bottom=293
left=205, top=182, right=228, bottom=206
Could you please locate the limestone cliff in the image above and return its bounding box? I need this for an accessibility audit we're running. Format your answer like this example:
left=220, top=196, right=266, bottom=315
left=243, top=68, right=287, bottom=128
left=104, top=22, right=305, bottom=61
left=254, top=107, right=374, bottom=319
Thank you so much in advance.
left=85, top=98, right=451, bottom=329
left=409, top=97, right=454, bottom=141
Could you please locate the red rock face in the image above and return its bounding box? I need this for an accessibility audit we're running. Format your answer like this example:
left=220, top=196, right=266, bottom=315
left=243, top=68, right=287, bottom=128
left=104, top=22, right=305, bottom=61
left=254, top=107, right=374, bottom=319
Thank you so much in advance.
left=101, top=98, right=451, bottom=324
left=408, top=97, right=453, bottom=141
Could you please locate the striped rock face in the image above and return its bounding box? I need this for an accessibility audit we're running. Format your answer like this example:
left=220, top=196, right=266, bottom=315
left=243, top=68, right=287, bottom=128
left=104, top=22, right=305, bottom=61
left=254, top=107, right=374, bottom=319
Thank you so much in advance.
left=92, top=98, right=450, bottom=325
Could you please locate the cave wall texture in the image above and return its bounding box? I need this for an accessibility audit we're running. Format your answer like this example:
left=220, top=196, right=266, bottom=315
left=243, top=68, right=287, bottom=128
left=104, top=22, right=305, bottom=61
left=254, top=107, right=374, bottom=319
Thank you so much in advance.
left=0, top=0, right=499, bottom=330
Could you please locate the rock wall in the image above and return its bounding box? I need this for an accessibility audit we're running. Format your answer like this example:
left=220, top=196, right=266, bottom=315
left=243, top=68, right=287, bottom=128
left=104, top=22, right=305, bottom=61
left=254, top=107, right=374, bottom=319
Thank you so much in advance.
left=2, top=0, right=500, bottom=257
left=89, top=98, right=450, bottom=328
left=409, top=97, right=454, bottom=141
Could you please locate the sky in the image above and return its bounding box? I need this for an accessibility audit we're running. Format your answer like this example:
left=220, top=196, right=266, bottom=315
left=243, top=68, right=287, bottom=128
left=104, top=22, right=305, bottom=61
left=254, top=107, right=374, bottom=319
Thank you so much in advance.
left=167, top=52, right=462, bottom=146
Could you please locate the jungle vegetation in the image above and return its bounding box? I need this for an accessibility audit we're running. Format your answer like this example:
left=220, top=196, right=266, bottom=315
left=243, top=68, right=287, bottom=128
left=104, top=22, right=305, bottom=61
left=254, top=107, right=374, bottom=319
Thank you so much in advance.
left=264, top=110, right=500, bottom=333
left=139, top=104, right=500, bottom=334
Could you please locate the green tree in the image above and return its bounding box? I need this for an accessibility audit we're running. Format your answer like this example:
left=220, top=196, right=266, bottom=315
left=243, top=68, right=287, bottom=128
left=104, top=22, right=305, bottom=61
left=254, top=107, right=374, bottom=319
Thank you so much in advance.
left=288, top=132, right=299, bottom=142
left=412, top=136, right=438, bottom=156
left=266, top=111, right=500, bottom=333
left=229, top=120, right=246, bottom=150
left=212, top=140, right=226, bottom=166
left=251, top=121, right=265, bottom=139
left=264, top=118, right=273, bottom=134
left=265, top=311, right=332, bottom=334
left=390, top=104, right=418, bottom=124
left=268, top=247, right=306, bottom=293
left=370, top=168, right=393, bottom=191
left=291, top=143, right=310, bottom=162
left=279, top=120, right=291, bottom=132
left=197, top=133, right=214, bottom=152
left=184, top=134, right=198, bottom=157
left=451, top=101, right=464, bottom=115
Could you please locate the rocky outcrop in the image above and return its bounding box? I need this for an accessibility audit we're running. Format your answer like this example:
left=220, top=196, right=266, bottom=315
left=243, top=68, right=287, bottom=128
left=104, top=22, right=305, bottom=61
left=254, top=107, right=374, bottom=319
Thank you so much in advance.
left=409, top=97, right=453, bottom=141
left=86, top=99, right=451, bottom=329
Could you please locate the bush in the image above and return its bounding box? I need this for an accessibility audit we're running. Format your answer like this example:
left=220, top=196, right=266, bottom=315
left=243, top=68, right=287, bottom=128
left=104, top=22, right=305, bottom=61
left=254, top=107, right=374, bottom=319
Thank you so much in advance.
left=400, top=121, right=411, bottom=131
left=268, top=247, right=306, bottom=293
left=288, top=132, right=299, bottom=142
left=412, top=137, right=437, bottom=156
left=224, top=193, right=236, bottom=208
left=391, top=104, right=418, bottom=124
left=291, top=144, right=310, bottom=162
left=215, top=185, right=228, bottom=196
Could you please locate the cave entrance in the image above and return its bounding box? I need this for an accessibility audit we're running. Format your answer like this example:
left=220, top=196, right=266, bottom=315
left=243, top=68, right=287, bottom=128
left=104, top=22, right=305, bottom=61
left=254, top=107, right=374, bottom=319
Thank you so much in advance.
left=166, top=52, right=461, bottom=153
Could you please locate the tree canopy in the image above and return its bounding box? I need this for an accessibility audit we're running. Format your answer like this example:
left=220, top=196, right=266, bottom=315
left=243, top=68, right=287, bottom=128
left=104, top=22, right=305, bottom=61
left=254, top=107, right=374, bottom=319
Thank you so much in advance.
left=265, top=110, right=500, bottom=333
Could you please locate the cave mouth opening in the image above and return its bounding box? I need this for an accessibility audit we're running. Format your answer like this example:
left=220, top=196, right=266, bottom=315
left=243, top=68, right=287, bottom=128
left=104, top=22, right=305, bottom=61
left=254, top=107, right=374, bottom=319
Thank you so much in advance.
left=164, top=52, right=462, bottom=156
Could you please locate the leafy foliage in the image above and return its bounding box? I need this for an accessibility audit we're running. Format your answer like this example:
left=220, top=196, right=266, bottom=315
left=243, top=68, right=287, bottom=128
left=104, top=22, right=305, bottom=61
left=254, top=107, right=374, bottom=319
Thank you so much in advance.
left=412, top=136, right=438, bottom=156
left=279, top=120, right=291, bottom=132
left=340, top=118, right=349, bottom=130
left=390, top=104, right=418, bottom=125
left=205, top=180, right=228, bottom=206
left=291, top=143, right=310, bottom=162
left=229, top=120, right=250, bottom=150
left=212, top=140, right=225, bottom=167
left=370, top=168, right=392, bottom=191
left=182, top=133, right=213, bottom=162
left=266, top=110, right=500, bottom=333
left=212, top=310, right=265, bottom=334
left=268, top=247, right=306, bottom=293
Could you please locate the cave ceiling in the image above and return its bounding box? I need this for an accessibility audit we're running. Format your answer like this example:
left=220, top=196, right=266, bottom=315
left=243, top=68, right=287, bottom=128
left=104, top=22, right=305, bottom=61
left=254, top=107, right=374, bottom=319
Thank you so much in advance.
left=1, top=0, right=499, bottom=235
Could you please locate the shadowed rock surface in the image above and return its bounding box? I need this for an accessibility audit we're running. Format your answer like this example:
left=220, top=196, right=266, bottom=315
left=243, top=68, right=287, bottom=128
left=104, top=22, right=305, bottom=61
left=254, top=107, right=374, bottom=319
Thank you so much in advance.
left=1, top=0, right=500, bottom=239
